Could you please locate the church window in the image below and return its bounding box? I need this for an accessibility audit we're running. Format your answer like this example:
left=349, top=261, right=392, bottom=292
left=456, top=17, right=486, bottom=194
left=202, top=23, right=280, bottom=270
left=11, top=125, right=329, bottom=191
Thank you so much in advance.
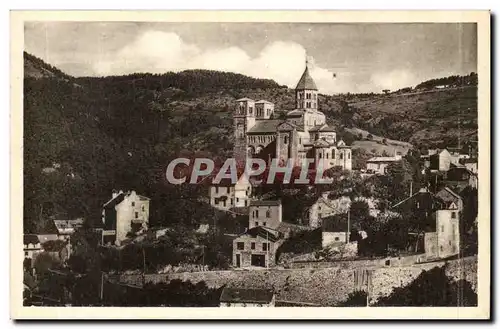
left=340, top=153, right=343, bottom=160
left=284, top=136, right=288, bottom=144
left=451, top=212, right=457, bottom=219
left=319, top=153, right=322, bottom=159
left=326, top=153, right=329, bottom=159
left=348, top=152, right=351, bottom=159
left=307, top=102, right=311, bottom=107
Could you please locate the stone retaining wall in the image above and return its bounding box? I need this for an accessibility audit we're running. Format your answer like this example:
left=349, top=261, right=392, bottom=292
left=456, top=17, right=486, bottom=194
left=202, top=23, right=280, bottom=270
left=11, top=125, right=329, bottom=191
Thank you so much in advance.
left=114, top=256, right=477, bottom=306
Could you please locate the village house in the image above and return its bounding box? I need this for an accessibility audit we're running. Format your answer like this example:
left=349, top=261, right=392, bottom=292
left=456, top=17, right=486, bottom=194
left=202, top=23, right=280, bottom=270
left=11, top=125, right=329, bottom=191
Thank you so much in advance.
left=101, top=190, right=150, bottom=245
left=366, top=154, right=402, bottom=175
left=390, top=187, right=443, bottom=222
left=209, top=177, right=252, bottom=210
left=422, top=148, right=469, bottom=172
left=424, top=201, right=461, bottom=259
left=445, top=166, right=478, bottom=190
left=232, top=226, right=283, bottom=268
left=435, top=187, right=464, bottom=212
left=53, top=218, right=84, bottom=240
left=233, top=60, right=352, bottom=172
left=24, top=234, right=43, bottom=259
left=321, top=216, right=349, bottom=247
left=219, top=287, right=275, bottom=307
left=248, top=199, right=282, bottom=229
left=462, top=158, right=478, bottom=174
left=309, top=193, right=380, bottom=229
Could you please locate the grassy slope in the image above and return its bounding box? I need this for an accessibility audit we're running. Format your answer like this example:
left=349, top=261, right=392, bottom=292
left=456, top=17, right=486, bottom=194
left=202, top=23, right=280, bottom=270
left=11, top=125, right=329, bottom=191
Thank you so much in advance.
left=347, top=86, right=478, bottom=148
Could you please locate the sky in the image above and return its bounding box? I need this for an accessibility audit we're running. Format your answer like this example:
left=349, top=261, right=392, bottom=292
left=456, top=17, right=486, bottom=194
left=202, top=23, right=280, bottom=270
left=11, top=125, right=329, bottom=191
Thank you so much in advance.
left=24, top=22, right=477, bottom=94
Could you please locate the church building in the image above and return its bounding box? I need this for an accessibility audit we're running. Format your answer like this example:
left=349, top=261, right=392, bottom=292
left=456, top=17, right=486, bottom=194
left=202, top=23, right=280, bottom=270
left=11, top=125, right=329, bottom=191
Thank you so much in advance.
left=233, top=61, right=352, bottom=171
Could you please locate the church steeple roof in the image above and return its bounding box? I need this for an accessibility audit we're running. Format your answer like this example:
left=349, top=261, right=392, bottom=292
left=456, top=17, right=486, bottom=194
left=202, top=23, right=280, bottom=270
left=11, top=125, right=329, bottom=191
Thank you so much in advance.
left=295, top=65, right=318, bottom=91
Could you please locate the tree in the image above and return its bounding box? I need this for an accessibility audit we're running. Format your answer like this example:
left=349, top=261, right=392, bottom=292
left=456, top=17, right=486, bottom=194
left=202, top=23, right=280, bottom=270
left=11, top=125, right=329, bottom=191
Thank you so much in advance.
left=337, top=290, right=367, bottom=306
left=375, top=266, right=477, bottom=306
left=382, top=89, right=390, bottom=94
left=382, top=138, right=388, bottom=145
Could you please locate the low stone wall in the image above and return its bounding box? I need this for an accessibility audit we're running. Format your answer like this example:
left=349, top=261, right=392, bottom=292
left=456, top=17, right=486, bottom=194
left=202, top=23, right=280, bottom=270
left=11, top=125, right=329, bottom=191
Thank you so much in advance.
left=114, top=256, right=477, bottom=306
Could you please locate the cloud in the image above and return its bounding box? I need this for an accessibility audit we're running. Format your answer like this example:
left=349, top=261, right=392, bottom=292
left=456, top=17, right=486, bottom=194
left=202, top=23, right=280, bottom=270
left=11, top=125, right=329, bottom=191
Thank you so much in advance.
left=93, top=30, right=413, bottom=94
left=370, top=69, right=419, bottom=92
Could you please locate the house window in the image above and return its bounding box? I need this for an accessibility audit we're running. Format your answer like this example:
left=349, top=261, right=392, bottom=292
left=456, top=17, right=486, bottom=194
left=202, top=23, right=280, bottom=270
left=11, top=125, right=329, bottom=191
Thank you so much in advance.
left=340, top=153, right=343, bottom=160
left=236, top=198, right=239, bottom=203
left=284, top=136, right=288, bottom=144
left=215, top=186, right=219, bottom=194
left=451, top=212, right=456, bottom=219
left=135, top=212, right=138, bottom=219
left=251, top=242, right=255, bottom=250
left=441, top=225, right=444, bottom=233
left=416, top=202, right=420, bottom=209
left=449, top=241, right=452, bottom=246
left=249, top=107, right=253, bottom=114
left=266, top=210, right=271, bottom=218
left=215, top=199, right=219, bottom=205
left=227, top=187, right=230, bottom=193
left=237, top=242, right=244, bottom=250
left=263, top=243, right=268, bottom=251
left=142, top=205, right=145, bottom=212
left=319, top=153, right=322, bottom=159
left=348, top=153, right=351, bottom=159
left=256, top=222, right=259, bottom=226
left=335, top=237, right=340, bottom=241
left=24, top=251, right=28, bottom=257
left=326, top=153, right=329, bottom=159
left=256, top=210, right=259, bottom=218
left=131, top=202, right=135, bottom=207
left=440, top=246, right=444, bottom=252
left=263, top=222, right=266, bottom=226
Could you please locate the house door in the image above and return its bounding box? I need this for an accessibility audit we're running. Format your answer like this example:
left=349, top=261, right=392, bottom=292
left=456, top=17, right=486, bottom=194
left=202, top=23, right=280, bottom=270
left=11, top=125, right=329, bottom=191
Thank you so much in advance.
left=236, top=254, right=241, bottom=267
left=251, top=254, right=266, bottom=267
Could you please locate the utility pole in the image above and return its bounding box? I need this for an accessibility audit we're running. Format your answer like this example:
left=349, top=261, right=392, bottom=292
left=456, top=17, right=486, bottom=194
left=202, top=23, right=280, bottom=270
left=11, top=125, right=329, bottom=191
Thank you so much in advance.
left=142, top=247, right=146, bottom=287
left=267, top=231, right=269, bottom=269
left=347, top=210, right=350, bottom=243
left=100, top=271, right=104, bottom=303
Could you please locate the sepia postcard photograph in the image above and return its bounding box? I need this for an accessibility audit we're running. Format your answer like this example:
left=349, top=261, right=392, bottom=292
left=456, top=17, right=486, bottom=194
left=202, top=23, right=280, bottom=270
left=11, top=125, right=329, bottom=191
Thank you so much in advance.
left=10, top=10, right=491, bottom=320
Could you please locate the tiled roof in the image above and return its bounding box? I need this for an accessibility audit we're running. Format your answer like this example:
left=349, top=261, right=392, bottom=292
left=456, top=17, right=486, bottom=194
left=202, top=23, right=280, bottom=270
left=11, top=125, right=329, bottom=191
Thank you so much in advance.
left=367, top=156, right=402, bottom=163
left=250, top=200, right=281, bottom=206
left=103, top=192, right=126, bottom=209
left=320, top=125, right=336, bottom=132
left=239, top=226, right=281, bottom=242
left=235, top=98, right=255, bottom=102
left=247, top=120, right=282, bottom=134
left=295, top=66, right=318, bottom=90
left=286, top=109, right=304, bottom=117
left=220, top=287, right=274, bottom=304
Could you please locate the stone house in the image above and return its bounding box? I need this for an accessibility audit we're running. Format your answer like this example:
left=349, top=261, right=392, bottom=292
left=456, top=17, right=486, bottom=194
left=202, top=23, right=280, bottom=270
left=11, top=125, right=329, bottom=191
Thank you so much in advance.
left=232, top=226, right=283, bottom=268
left=24, top=234, right=43, bottom=260
left=424, top=201, right=460, bottom=259
left=209, top=177, right=252, bottom=210
left=219, top=287, right=275, bottom=307
left=435, top=187, right=464, bottom=212
left=248, top=199, right=282, bottom=230
left=101, top=190, right=150, bottom=245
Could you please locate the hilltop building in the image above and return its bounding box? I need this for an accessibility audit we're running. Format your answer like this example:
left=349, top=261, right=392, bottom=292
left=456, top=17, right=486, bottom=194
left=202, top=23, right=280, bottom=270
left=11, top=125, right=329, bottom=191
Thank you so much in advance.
left=233, top=60, right=352, bottom=172
left=366, top=154, right=402, bottom=175
left=101, top=190, right=150, bottom=245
